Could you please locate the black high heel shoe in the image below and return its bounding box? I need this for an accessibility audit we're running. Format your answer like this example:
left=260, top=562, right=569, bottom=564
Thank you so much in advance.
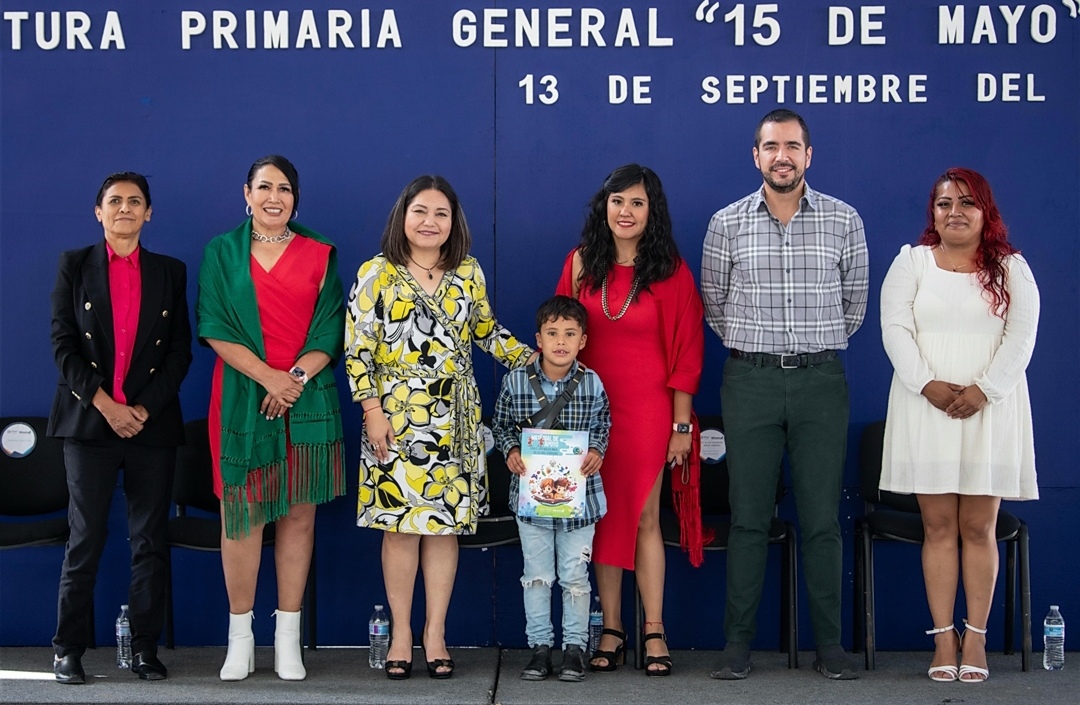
left=425, top=656, right=455, bottom=679
left=385, top=660, right=412, bottom=680
left=421, top=640, right=455, bottom=679
left=588, top=628, right=626, bottom=672
left=643, top=631, right=672, bottom=677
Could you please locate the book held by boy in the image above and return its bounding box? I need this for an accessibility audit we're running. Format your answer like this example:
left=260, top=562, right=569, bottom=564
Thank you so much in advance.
left=517, top=428, right=589, bottom=519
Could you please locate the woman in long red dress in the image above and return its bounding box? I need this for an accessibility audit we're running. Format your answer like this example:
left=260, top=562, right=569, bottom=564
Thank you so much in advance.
left=198, top=155, right=346, bottom=682
left=556, top=164, right=704, bottom=675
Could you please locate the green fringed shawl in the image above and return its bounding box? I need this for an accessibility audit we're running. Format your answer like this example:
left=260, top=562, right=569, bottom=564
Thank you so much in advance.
left=197, top=218, right=346, bottom=539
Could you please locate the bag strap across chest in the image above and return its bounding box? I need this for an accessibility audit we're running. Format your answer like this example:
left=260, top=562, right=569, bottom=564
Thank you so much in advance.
left=521, top=361, right=586, bottom=431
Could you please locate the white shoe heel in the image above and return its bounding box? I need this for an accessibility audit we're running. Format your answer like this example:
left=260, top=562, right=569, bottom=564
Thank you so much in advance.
left=220, top=611, right=255, bottom=681
left=273, top=609, right=306, bottom=681
left=958, top=620, right=989, bottom=683
left=924, top=624, right=959, bottom=682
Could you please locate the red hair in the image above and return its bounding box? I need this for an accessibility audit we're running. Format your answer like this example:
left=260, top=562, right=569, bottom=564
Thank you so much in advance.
left=917, top=167, right=1018, bottom=318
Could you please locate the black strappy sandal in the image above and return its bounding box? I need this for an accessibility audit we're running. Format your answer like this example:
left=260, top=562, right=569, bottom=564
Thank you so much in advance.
left=589, top=628, right=626, bottom=672
left=643, top=632, right=673, bottom=677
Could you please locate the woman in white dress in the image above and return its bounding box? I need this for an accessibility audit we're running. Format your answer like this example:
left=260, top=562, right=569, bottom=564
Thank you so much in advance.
left=880, top=168, right=1039, bottom=683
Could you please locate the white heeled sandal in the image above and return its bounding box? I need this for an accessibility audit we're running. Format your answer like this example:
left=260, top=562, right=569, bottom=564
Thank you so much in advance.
left=220, top=611, right=255, bottom=681
left=273, top=609, right=306, bottom=681
left=958, top=620, right=990, bottom=683
left=924, top=625, right=960, bottom=682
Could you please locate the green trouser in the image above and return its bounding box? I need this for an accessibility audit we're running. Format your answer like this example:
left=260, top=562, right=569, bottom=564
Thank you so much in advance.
left=720, top=355, right=849, bottom=647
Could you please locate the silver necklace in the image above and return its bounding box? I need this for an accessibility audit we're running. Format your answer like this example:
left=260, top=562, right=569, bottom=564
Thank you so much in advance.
left=251, top=228, right=292, bottom=244
left=601, top=273, right=640, bottom=321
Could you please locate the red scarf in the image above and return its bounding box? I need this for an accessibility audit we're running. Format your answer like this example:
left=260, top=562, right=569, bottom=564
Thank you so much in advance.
left=670, top=412, right=712, bottom=567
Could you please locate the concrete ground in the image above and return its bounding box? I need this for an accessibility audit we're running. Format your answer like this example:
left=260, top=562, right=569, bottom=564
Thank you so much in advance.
left=0, top=646, right=1073, bottom=705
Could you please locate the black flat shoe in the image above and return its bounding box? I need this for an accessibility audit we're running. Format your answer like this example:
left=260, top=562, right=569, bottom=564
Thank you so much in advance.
left=53, top=654, right=85, bottom=685
left=588, top=628, right=626, bottom=672
left=132, top=652, right=168, bottom=681
left=385, top=660, right=412, bottom=680
left=643, top=632, right=672, bottom=676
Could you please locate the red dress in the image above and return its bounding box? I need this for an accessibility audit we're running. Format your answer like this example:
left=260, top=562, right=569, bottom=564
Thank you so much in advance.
left=557, top=251, right=704, bottom=569
left=209, top=235, right=331, bottom=498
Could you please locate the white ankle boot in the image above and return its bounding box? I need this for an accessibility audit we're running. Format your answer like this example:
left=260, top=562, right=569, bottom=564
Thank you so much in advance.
left=219, top=611, right=255, bottom=681
left=273, top=609, right=306, bottom=680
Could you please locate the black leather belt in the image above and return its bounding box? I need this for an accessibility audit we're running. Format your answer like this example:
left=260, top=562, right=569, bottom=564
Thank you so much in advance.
left=729, top=349, right=838, bottom=369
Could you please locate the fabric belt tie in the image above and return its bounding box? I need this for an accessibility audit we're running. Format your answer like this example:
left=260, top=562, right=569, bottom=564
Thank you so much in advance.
left=729, top=349, right=838, bottom=368
left=375, top=354, right=485, bottom=529
left=448, top=352, right=485, bottom=527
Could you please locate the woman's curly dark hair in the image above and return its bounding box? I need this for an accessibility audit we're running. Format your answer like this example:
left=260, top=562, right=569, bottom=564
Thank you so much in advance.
left=577, top=164, right=680, bottom=296
left=917, top=167, right=1018, bottom=318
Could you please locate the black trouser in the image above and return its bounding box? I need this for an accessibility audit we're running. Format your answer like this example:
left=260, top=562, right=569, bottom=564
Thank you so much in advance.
left=721, top=356, right=850, bottom=647
left=53, top=438, right=175, bottom=658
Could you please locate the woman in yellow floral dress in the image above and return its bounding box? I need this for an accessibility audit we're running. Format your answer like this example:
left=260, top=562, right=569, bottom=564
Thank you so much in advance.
left=345, top=175, right=533, bottom=678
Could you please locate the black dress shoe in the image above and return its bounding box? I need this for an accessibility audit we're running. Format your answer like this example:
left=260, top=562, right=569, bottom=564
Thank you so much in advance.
left=132, top=652, right=168, bottom=681
left=54, top=654, right=85, bottom=684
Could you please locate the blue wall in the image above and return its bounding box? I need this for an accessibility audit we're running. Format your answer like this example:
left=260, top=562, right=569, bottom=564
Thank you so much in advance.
left=2, top=1, right=1077, bottom=652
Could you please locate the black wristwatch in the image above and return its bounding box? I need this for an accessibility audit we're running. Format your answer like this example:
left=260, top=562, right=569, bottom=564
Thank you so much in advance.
left=673, top=422, right=692, bottom=434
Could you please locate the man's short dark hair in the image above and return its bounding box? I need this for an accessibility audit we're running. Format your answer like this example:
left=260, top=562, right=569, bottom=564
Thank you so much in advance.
left=535, top=295, right=588, bottom=333
left=754, top=108, right=810, bottom=148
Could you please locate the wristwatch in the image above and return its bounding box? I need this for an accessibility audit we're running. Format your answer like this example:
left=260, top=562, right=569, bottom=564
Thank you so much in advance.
left=673, top=422, right=692, bottom=434
left=290, top=366, right=309, bottom=385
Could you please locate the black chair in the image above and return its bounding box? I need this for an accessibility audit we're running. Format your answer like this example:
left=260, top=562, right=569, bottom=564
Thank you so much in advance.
left=458, top=423, right=520, bottom=549
left=852, top=419, right=1032, bottom=671
left=164, top=418, right=316, bottom=650
left=0, top=416, right=96, bottom=645
left=0, top=417, right=70, bottom=550
left=633, top=414, right=799, bottom=670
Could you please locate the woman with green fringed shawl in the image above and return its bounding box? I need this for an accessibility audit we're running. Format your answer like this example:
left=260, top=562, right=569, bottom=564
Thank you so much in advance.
left=197, top=155, right=345, bottom=683
left=345, top=175, right=534, bottom=678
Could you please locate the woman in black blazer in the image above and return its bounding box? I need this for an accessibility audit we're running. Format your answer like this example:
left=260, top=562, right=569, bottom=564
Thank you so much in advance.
left=47, top=172, right=192, bottom=684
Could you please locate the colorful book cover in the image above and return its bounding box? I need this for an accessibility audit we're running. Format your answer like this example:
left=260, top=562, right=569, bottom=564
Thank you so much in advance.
left=517, top=428, right=589, bottom=519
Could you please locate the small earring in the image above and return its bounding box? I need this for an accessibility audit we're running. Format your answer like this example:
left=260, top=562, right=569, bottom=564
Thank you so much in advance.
left=245, top=205, right=253, bottom=217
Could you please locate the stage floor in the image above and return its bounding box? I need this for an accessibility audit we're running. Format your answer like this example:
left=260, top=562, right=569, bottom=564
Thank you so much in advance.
left=0, top=646, right=1072, bottom=705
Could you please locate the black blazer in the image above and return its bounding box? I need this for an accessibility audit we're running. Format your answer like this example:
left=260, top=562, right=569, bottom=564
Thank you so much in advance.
left=47, top=242, right=193, bottom=446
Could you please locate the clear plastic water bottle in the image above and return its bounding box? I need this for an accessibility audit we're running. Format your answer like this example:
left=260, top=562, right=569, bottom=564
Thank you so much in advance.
left=368, top=605, right=390, bottom=669
left=115, top=605, right=132, bottom=669
left=1043, top=605, right=1065, bottom=670
left=588, top=597, right=603, bottom=656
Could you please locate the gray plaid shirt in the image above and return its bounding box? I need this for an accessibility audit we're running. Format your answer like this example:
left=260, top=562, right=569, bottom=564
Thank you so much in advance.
left=701, top=183, right=869, bottom=354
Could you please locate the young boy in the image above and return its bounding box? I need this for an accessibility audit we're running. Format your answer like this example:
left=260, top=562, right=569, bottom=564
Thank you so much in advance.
left=493, top=295, right=612, bottom=682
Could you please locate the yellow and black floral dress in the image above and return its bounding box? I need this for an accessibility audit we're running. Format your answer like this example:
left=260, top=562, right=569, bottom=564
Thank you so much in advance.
left=345, top=256, right=532, bottom=534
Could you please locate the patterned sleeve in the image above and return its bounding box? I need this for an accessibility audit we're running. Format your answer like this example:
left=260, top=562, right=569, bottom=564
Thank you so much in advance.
left=588, top=374, right=612, bottom=455
left=492, top=372, right=522, bottom=456
left=463, top=259, right=534, bottom=368
left=701, top=211, right=732, bottom=342
left=840, top=208, right=871, bottom=337
left=344, top=257, right=385, bottom=402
